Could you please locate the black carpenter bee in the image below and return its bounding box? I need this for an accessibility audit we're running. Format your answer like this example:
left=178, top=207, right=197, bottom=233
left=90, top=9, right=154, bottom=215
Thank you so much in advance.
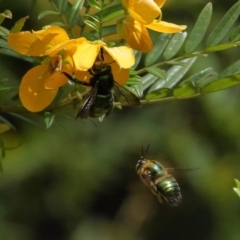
left=63, top=50, right=141, bottom=119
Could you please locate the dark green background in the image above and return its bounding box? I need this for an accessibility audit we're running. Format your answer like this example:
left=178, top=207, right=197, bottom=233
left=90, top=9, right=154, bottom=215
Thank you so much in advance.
left=1, top=0, right=240, bottom=240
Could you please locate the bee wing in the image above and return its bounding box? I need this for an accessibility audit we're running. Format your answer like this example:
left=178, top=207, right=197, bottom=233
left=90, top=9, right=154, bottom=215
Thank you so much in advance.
left=76, top=81, right=99, bottom=119
left=113, top=82, right=141, bottom=107
left=166, top=167, right=199, bottom=174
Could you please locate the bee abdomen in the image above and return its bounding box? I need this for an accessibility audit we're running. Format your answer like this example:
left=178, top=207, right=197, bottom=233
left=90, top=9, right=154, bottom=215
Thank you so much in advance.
left=154, top=175, right=182, bottom=207
left=90, top=94, right=113, bottom=118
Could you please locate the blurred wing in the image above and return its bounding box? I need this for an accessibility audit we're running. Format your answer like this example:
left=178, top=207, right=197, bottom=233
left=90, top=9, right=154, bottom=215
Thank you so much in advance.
left=76, top=81, right=99, bottom=119
left=113, top=82, right=141, bottom=107
left=166, top=167, right=199, bottom=174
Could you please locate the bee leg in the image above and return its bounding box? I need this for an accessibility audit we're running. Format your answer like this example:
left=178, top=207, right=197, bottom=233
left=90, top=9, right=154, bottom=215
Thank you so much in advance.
left=141, top=169, right=154, bottom=186
left=157, top=195, right=163, bottom=204
left=62, top=72, right=91, bottom=86
left=150, top=184, right=158, bottom=195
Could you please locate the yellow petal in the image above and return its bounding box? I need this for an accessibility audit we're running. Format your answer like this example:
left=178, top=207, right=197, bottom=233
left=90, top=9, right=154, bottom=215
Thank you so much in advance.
left=44, top=71, right=68, bottom=89
left=147, top=20, right=187, bottom=33
left=122, top=0, right=160, bottom=24
left=46, top=38, right=83, bottom=57
left=154, top=0, right=166, bottom=8
left=118, top=16, right=152, bottom=52
left=45, top=55, right=74, bottom=88
left=45, top=55, right=73, bottom=88
left=19, top=65, right=58, bottom=112
left=104, top=45, right=135, bottom=68
left=33, top=26, right=69, bottom=47
left=8, top=32, right=50, bottom=56
left=111, top=63, right=129, bottom=86
left=8, top=26, right=69, bottom=56
left=73, top=40, right=101, bottom=71
left=100, top=54, right=130, bottom=85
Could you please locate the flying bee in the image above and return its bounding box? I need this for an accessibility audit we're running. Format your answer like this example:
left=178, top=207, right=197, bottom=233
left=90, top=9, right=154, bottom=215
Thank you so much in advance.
left=62, top=50, right=141, bottom=119
left=136, top=145, right=182, bottom=207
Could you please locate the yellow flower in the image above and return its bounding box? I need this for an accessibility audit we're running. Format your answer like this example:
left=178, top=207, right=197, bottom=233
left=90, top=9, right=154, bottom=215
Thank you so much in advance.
left=8, top=26, right=76, bottom=112
left=121, top=0, right=161, bottom=25
left=119, top=0, right=187, bottom=52
left=8, top=26, right=135, bottom=112
left=117, top=16, right=153, bottom=52
left=46, top=38, right=135, bottom=84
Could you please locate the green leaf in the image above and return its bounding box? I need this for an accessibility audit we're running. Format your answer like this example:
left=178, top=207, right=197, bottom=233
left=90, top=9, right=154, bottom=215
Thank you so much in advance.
left=165, top=60, right=189, bottom=67
left=44, top=112, right=55, bottom=129
left=145, top=88, right=171, bottom=100
left=10, top=16, right=29, bottom=33
left=101, top=3, right=122, bottom=17
left=144, top=33, right=171, bottom=66
left=174, top=81, right=199, bottom=97
left=124, top=85, right=142, bottom=99
left=0, top=9, right=12, bottom=25
left=38, top=10, right=61, bottom=20
left=103, top=0, right=115, bottom=9
left=141, top=73, right=158, bottom=91
left=201, top=75, right=240, bottom=93
left=57, top=0, right=68, bottom=12
left=164, top=32, right=187, bottom=60
left=83, top=13, right=100, bottom=23
left=0, top=48, right=39, bottom=63
left=206, top=1, right=240, bottom=47
left=219, top=59, right=240, bottom=78
left=0, top=138, right=4, bottom=171
left=126, top=74, right=143, bottom=97
left=148, top=58, right=196, bottom=93
left=0, top=39, right=9, bottom=49
left=205, top=42, right=240, bottom=52
left=49, top=21, right=68, bottom=27
left=0, top=123, right=11, bottom=134
left=102, top=9, right=124, bottom=23
left=229, top=24, right=240, bottom=42
left=184, top=3, right=212, bottom=53
left=7, top=113, right=44, bottom=130
left=233, top=179, right=240, bottom=199
left=182, top=68, right=214, bottom=83
left=101, top=24, right=116, bottom=37
left=83, top=20, right=99, bottom=32
left=145, top=66, right=166, bottom=80
left=67, top=0, right=84, bottom=27
left=0, top=86, right=18, bottom=92
left=0, top=26, right=9, bottom=36
left=0, top=115, right=16, bottom=130
left=87, top=0, right=101, bottom=10
left=133, top=51, right=142, bottom=69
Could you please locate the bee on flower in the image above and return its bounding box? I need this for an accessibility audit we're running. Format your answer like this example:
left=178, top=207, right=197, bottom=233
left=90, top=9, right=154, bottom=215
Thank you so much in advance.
left=7, top=26, right=139, bottom=115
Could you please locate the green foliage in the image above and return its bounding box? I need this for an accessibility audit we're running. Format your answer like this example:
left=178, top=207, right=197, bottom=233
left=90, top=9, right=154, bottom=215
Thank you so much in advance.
left=233, top=179, right=240, bottom=199
left=137, top=1, right=240, bottom=102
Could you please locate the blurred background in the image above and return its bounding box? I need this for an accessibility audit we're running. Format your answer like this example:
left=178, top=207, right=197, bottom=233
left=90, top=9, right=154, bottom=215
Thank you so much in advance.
left=1, top=0, right=240, bottom=240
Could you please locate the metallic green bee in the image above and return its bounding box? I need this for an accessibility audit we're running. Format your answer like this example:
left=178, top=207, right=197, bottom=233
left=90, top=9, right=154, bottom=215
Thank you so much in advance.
left=136, top=146, right=182, bottom=206
left=63, top=52, right=141, bottom=119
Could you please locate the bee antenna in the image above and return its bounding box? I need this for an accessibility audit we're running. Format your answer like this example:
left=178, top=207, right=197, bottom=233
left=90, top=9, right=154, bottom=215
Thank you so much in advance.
left=141, top=144, right=150, bottom=158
